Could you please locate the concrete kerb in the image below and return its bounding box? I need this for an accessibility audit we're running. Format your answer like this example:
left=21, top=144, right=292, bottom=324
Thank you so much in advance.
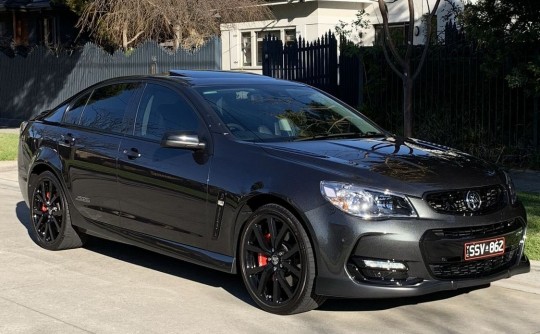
left=0, top=127, right=20, bottom=134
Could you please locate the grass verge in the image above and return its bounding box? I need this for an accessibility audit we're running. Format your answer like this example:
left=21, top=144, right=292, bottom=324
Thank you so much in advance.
left=520, top=192, right=540, bottom=261
left=0, top=133, right=18, bottom=161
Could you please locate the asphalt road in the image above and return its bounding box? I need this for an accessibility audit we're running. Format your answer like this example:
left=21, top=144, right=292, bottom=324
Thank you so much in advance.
left=1, top=161, right=539, bottom=334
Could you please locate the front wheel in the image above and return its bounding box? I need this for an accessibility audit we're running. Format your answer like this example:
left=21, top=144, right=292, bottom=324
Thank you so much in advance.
left=29, top=171, right=85, bottom=250
left=239, top=204, right=325, bottom=314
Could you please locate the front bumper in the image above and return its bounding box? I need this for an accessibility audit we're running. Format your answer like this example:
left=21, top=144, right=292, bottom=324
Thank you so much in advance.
left=304, top=200, right=530, bottom=299
left=316, top=254, right=530, bottom=298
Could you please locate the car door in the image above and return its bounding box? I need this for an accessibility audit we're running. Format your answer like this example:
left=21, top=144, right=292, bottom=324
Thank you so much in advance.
left=58, top=82, right=142, bottom=227
left=117, top=82, right=212, bottom=248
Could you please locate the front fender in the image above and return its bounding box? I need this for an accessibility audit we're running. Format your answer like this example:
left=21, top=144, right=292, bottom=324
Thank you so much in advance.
left=228, top=191, right=322, bottom=274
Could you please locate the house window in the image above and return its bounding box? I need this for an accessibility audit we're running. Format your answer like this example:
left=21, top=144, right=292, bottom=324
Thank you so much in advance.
left=241, top=32, right=252, bottom=66
left=0, top=21, right=6, bottom=37
left=43, top=17, right=56, bottom=46
left=238, top=28, right=296, bottom=68
left=374, top=23, right=410, bottom=46
left=14, top=15, right=29, bottom=45
left=285, top=29, right=296, bottom=47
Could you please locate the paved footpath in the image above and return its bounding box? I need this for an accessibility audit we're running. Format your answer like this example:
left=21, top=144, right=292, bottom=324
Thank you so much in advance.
left=510, top=169, right=540, bottom=194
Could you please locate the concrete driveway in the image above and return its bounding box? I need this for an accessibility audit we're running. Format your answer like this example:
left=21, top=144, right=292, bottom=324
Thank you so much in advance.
left=1, top=161, right=539, bottom=334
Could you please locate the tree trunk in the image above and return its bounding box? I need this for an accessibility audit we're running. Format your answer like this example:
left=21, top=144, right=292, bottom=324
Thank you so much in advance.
left=122, top=23, right=128, bottom=50
left=534, top=95, right=539, bottom=149
left=173, top=25, right=181, bottom=50
left=403, top=65, right=413, bottom=138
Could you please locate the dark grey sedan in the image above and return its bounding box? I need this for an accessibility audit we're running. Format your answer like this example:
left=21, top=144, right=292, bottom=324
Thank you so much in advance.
left=18, top=70, right=529, bottom=314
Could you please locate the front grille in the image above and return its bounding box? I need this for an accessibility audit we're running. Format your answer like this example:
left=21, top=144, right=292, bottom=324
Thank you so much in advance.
left=421, top=219, right=525, bottom=280
left=430, top=250, right=517, bottom=279
left=431, top=220, right=517, bottom=239
left=425, top=185, right=506, bottom=215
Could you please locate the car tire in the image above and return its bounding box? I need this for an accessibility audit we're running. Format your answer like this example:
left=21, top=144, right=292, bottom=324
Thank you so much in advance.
left=239, top=204, right=326, bottom=314
left=29, top=171, right=85, bottom=250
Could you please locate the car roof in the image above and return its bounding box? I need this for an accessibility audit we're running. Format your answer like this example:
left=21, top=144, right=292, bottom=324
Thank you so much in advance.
left=167, top=70, right=305, bottom=87
left=85, top=70, right=305, bottom=94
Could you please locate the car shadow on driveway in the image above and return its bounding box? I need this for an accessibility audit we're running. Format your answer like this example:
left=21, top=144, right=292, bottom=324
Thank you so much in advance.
left=16, top=201, right=39, bottom=244
left=319, top=284, right=489, bottom=312
left=15, top=200, right=487, bottom=313
left=15, top=201, right=254, bottom=306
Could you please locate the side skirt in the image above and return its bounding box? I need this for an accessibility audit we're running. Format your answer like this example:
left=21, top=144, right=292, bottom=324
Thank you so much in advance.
left=75, top=218, right=236, bottom=274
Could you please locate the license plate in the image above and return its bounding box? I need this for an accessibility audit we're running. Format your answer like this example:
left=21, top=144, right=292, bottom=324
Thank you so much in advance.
left=464, top=237, right=505, bottom=261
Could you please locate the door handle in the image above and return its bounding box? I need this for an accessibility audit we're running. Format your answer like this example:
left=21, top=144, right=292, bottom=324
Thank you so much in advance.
left=123, top=148, right=141, bottom=160
left=60, top=133, right=76, bottom=146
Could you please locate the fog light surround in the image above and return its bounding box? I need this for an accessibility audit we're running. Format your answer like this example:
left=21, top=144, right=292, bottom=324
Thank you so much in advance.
left=347, top=257, right=417, bottom=285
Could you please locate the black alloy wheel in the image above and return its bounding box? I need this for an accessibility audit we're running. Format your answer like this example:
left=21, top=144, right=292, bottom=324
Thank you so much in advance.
left=239, top=204, right=325, bottom=314
left=30, top=171, right=84, bottom=250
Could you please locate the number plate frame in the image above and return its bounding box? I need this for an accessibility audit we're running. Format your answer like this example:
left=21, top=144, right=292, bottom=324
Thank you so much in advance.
left=464, top=237, right=505, bottom=261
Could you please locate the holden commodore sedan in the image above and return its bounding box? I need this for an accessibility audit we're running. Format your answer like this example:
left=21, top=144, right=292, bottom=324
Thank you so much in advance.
left=18, top=70, right=529, bottom=314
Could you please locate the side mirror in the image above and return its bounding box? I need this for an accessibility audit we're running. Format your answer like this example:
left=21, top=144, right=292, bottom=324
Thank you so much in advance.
left=161, top=133, right=206, bottom=150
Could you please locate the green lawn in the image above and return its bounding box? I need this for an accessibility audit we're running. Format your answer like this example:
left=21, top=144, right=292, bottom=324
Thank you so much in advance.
left=0, top=133, right=18, bottom=161
left=520, top=192, right=540, bottom=260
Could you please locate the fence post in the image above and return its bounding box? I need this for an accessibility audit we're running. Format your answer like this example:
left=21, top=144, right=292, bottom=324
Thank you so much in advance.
left=149, top=56, right=157, bottom=74
left=534, top=96, right=539, bottom=149
left=214, top=37, right=222, bottom=70
left=329, top=31, right=338, bottom=95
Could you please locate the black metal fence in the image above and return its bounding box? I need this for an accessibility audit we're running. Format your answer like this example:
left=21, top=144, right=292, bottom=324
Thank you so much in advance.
left=262, top=32, right=337, bottom=95
left=0, top=38, right=221, bottom=126
left=354, top=44, right=539, bottom=157
left=263, top=32, right=539, bottom=158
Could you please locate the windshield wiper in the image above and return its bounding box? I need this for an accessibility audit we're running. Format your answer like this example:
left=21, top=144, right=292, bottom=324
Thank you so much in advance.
left=293, top=132, right=386, bottom=142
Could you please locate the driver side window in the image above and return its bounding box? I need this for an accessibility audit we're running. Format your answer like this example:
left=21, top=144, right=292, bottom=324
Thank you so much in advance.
left=134, top=84, right=199, bottom=140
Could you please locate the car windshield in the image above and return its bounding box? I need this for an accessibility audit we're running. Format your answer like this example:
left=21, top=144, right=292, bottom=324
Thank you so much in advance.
left=194, top=84, right=384, bottom=142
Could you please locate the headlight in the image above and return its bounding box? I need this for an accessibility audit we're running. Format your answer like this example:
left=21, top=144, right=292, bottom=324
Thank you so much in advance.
left=320, top=181, right=418, bottom=219
left=504, top=171, right=518, bottom=205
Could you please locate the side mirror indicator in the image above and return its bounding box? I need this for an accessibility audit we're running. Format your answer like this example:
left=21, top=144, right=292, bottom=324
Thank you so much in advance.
left=161, top=133, right=206, bottom=150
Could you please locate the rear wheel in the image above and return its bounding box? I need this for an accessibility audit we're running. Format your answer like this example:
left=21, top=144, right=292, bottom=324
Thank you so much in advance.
left=239, top=204, right=325, bottom=314
left=29, top=171, right=85, bottom=250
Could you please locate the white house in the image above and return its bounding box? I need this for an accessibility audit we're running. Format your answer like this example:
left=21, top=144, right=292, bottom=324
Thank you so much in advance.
left=221, top=0, right=462, bottom=74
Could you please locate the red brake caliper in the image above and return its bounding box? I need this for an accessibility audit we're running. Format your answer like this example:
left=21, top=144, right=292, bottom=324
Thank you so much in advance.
left=41, top=192, right=50, bottom=213
left=258, top=233, right=272, bottom=266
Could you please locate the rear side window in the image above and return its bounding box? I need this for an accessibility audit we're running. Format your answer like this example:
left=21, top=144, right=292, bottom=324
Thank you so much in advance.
left=134, top=84, right=199, bottom=140
left=63, top=93, right=90, bottom=125
left=79, top=83, right=140, bottom=133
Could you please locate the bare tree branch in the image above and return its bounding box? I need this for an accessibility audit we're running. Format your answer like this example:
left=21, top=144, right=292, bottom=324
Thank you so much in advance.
left=378, top=0, right=406, bottom=69
left=412, top=0, right=441, bottom=81
left=77, top=0, right=273, bottom=50
left=404, top=0, right=415, bottom=62
left=381, top=37, right=406, bottom=79
left=377, top=0, right=442, bottom=137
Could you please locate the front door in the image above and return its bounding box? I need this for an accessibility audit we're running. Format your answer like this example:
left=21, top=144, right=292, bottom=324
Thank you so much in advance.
left=117, top=83, right=211, bottom=248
